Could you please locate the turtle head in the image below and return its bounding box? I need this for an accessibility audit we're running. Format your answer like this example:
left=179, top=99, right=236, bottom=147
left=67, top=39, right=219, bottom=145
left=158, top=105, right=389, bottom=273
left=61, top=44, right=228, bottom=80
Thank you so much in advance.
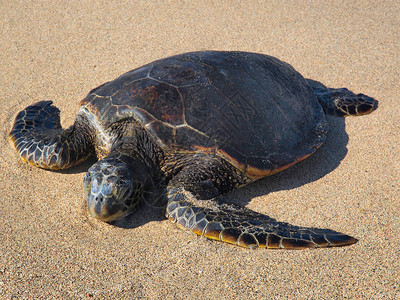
left=83, top=154, right=149, bottom=222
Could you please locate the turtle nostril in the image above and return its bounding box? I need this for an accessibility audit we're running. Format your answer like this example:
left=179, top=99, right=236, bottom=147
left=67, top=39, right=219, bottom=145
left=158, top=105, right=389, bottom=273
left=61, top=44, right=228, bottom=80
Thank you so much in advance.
left=95, top=195, right=104, bottom=203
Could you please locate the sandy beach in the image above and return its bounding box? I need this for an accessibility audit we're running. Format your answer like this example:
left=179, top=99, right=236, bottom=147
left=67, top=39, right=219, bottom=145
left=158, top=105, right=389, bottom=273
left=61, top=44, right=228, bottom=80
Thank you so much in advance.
left=1, top=1, right=399, bottom=298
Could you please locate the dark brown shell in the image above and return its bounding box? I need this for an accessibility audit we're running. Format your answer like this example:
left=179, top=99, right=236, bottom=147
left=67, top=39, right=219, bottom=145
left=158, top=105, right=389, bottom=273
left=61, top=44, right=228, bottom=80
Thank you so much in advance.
left=80, top=51, right=327, bottom=178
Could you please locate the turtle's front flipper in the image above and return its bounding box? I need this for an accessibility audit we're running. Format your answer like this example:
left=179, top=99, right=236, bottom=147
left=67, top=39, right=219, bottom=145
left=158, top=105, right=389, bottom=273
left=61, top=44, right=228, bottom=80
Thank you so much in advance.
left=311, top=86, right=378, bottom=117
left=9, top=101, right=94, bottom=170
left=166, top=187, right=356, bottom=249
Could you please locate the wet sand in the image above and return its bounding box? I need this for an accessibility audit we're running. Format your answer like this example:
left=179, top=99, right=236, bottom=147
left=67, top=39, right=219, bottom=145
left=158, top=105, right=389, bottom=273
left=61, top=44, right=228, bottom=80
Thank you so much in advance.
left=1, top=1, right=399, bottom=298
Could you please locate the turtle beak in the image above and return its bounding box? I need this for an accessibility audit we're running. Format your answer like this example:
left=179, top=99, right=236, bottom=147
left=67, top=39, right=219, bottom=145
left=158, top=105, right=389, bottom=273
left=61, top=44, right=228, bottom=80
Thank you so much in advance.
left=86, top=193, right=127, bottom=222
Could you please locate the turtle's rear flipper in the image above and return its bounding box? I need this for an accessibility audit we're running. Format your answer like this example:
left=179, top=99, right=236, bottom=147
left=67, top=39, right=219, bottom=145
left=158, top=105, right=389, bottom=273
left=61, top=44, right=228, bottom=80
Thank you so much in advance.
left=312, top=87, right=378, bottom=117
left=9, top=101, right=93, bottom=170
left=166, top=187, right=357, bottom=249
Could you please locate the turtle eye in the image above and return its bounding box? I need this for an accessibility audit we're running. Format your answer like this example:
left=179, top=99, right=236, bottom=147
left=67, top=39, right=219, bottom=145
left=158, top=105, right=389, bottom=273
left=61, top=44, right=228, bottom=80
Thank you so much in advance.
left=83, top=172, right=92, bottom=195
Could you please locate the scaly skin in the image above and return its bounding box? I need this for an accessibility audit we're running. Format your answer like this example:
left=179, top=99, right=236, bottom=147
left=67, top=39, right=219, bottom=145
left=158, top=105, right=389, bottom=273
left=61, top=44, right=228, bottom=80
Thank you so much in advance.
left=9, top=101, right=93, bottom=170
left=313, top=87, right=378, bottom=116
left=165, top=187, right=356, bottom=249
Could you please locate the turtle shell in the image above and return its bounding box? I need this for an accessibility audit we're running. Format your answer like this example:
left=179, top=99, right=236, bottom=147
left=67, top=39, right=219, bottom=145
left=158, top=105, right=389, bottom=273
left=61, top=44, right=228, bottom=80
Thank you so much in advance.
left=80, top=51, right=328, bottom=179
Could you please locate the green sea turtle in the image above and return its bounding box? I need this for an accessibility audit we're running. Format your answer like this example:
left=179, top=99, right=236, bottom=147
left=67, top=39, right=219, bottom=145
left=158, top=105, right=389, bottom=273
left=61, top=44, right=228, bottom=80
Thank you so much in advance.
left=9, top=51, right=378, bottom=249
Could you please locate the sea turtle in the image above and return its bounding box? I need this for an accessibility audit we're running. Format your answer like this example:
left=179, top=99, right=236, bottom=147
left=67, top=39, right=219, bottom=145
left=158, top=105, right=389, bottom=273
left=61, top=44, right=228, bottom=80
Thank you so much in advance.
left=9, top=51, right=378, bottom=249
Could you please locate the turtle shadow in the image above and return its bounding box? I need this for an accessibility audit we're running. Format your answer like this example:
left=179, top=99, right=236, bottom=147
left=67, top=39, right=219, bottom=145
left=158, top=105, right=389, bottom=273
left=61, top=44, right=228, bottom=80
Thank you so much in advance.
left=110, top=205, right=166, bottom=229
